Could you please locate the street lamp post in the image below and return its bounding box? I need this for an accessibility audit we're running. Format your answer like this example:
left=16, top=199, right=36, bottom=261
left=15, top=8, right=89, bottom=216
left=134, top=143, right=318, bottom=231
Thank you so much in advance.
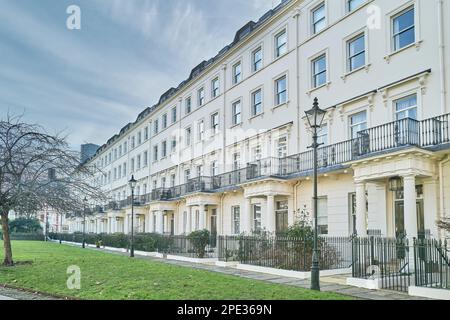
left=82, top=196, right=88, bottom=249
left=305, top=97, right=326, bottom=291
left=129, top=175, right=137, bottom=258
left=59, top=213, right=63, bottom=244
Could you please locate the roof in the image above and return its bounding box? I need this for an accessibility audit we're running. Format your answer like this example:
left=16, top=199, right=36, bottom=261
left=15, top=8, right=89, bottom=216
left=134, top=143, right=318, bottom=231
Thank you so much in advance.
left=86, top=0, right=293, bottom=163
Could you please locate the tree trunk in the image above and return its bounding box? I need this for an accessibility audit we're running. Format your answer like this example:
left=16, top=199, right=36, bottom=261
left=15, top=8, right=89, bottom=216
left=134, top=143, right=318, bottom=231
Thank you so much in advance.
left=1, top=213, right=14, bottom=266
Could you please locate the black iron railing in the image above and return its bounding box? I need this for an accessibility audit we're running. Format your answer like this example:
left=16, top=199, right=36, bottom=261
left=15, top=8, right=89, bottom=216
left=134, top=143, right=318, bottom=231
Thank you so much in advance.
left=103, top=114, right=450, bottom=206
left=414, top=238, right=450, bottom=290
left=351, top=236, right=411, bottom=292
left=218, top=235, right=352, bottom=272
left=162, top=234, right=217, bottom=258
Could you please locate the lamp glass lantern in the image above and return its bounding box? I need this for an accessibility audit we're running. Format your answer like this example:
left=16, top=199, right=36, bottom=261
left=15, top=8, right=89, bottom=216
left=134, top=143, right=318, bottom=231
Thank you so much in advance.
left=388, top=177, right=403, bottom=192
left=129, top=175, right=137, bottom=192
left=305, top=98, right=327, bottom=128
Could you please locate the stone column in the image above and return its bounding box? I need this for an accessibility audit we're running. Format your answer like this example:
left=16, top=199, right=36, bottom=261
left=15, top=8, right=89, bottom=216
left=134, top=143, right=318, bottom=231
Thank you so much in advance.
left=266, top=194, right=276, bottom=232
left=403, top=175, right=418, bottom=239
left=243, top=197, right=252, bottom=233
left=355, top=182, right=367, bottom=236
left=187, top=207, right=192, bottom=233
left=199, top=205, right=206, bottom=230
left=423, top=179, right=439, bottom=238
left=157, top=211, right=164, bottom=234
left=149, top=212, right=155, bottom=233
left=124, top=215, right=129, bottom=234
left=288, top=196, right=295, bottom=227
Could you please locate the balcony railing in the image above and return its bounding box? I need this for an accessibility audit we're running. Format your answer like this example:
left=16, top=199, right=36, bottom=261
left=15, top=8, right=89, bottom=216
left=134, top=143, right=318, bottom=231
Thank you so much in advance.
left=102, top=114, right=449, bottom=206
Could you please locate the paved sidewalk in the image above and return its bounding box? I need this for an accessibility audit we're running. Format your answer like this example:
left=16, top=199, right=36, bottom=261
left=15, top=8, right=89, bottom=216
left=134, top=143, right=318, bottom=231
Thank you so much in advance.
left=91, top=246, right=432, bottom=301
left=0, top=285, right=59, bottom=300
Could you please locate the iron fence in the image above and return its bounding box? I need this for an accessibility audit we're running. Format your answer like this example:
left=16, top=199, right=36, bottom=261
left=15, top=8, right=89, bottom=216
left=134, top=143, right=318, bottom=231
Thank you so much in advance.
left=351, top=236, right=411, bottom=292
left=414, top=238, right=450, bottom=290
left=218, top=235, right=352, bottom=272
left=162, top=234, right=217, bottom=258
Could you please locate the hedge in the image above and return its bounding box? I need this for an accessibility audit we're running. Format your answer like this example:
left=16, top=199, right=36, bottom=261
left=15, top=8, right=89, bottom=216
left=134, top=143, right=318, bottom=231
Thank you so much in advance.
left=0, top=232, right=45, bottom=241
left=48, top=232, right=173, bottom=252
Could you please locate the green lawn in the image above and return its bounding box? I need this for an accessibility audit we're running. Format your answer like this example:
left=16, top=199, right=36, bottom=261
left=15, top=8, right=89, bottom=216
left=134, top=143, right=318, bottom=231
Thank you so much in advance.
left=0, top=241, right=351, bottom=300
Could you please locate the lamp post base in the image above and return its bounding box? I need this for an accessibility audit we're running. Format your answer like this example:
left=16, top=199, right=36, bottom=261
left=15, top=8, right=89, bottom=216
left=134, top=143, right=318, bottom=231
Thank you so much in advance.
left=311, top=250, right=320, bottom=291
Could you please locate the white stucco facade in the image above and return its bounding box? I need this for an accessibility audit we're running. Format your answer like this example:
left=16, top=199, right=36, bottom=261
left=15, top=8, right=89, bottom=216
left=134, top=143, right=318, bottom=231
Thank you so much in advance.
left=68, top=0, right=450, bottom=241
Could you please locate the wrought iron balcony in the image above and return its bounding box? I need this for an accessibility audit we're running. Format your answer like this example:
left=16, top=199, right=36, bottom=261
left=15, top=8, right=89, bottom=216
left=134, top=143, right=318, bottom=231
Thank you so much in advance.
left=213, top=114, right=450, bottom=189
left=101, top=114, right=449, bottom=206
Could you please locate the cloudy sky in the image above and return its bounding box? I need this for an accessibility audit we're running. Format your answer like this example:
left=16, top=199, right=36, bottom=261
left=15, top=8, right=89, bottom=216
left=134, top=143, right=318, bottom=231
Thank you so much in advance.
left=0, top=0, right=278, bottom=149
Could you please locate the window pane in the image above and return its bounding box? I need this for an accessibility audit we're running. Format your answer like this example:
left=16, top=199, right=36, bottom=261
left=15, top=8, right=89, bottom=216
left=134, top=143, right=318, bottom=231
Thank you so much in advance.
left=313, top=4, right=326, bottom=33
left=393, top=8, right=415, bottom=50
left=350, top=53, right=365, bottom=70
left=395, top=95, right=417, bottom=120
left=351, top=111, right=366, bottom=125
left=395, top=28, right=415, bottom=50
left=276, top=31, right=287, bottom=56
left=314, top=56, right=326, bottom=74
left=253, top=49, right=262, bottom=71
left=277, top=77, right=286, bottom=92
left=393, top=8, right=414, bottom=34
left=349, top=35, right=365, bottom=57
left=253, top=90, right=262, bottom=115
left=313, top=4, right=325, bottom=22
left=348, top=0, right=365, bottom=11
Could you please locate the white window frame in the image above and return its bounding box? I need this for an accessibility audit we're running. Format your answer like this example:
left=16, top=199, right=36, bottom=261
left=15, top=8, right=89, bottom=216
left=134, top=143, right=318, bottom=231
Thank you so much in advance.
left=185, top=126, right=192, bottom=147
left=349, top=110, right=368, bottom=139
left=198, top=87, right=205, bottom=107
left=251, top=88, right=263, bottom=117
left=391, top=5, right=415, bottom=52
left=385, top=2, right=421, bottom=57
left=346, top=0, right=366, bottom=13
left=312, top=54, right=327, bottom=88
left=211, top=112, right=220, bottom=135
left=232, top=61, right=242, bottom=85
left=171, top=106, right=177, bottom=123
left=394, top=94, right=418, bottom=120
left=347, top=33, right=366, bottom=72
left=274, top=29, right=287, bottom=58
left=232, top=100, right=242, bottom=126
left=211, top=77, right=220, bottom=98
left=252, top=46, right=263, bottom=72
left=185, top=96, right=192, bottom=114
left=197, top=119, right=205, bottom=141
left=275, top=75, right=287, bottom=106
left=311, top=2, right=326, bottom=35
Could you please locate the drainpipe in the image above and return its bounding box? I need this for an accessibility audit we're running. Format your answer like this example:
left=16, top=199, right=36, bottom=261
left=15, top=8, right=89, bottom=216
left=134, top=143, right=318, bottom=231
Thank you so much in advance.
left=293, top=180, right=302, bottom=220
left=220, top=193, right=226, bottom=235
left=222, top=64, right=227, bottom=172
left=437, top=0, right=447, bottom=114
left=439, top=155, right=450, bottom=239
left=294, top=8, right=301, bottom=154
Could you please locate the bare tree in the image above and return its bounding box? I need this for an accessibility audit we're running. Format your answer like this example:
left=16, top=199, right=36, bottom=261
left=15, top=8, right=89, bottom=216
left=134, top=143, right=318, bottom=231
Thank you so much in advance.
left=0, top=114, right=106, bottom=266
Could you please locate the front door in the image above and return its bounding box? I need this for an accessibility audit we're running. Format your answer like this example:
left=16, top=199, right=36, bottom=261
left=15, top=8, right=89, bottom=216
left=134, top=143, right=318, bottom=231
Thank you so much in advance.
left=210, top=209, right=217, bottom=235
left=394, top=201, right=405, bottom=238
left=170, top=214, right=174, bottom=235
left=275, top=200, right=289, bottom=234
left=210, top=209, right=217, bottom=248
left=394, top=199, right=425, bottom=238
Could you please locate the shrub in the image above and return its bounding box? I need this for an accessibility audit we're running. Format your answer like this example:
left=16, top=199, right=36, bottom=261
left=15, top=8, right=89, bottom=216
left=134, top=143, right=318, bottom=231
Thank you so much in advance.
left=101, top=233, right=128, bottom=248
left=9, top=217, right=43, bottom=233
left=0, top=232, right=44, bottom=241
left=188, top=229, right=211, bottom=258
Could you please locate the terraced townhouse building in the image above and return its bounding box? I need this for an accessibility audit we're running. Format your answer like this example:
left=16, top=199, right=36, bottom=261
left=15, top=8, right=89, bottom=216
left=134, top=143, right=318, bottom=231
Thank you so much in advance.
left=68, top=0, right=450, bottom=243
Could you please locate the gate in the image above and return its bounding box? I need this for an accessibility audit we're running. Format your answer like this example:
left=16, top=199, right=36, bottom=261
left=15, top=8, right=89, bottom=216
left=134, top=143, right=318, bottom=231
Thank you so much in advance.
left=352, top=236, right=411, bottom=292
